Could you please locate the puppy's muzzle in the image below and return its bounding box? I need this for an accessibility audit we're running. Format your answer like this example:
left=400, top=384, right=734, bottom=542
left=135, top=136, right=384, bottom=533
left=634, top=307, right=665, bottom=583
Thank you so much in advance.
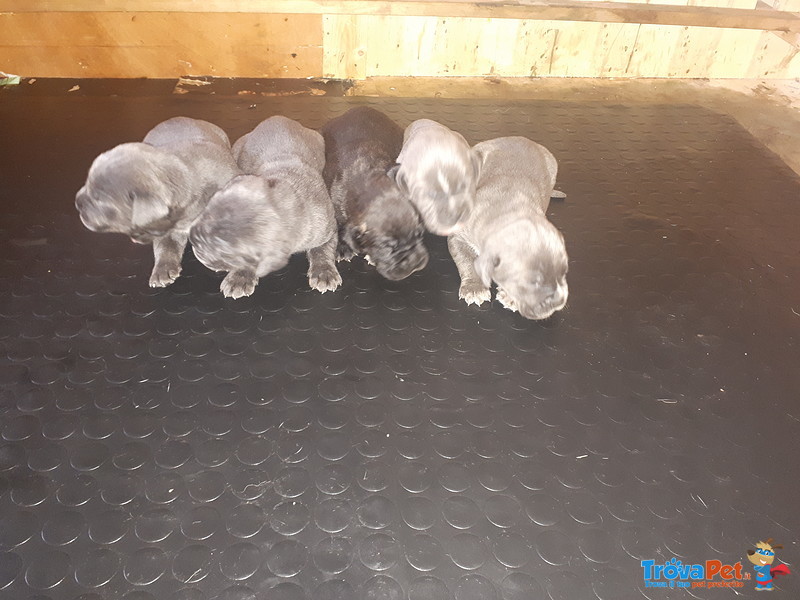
left=378, top=248, right=429, bottom=281
left=75, top=192, right=107, bottom=232
left=433, top=204, right=469, bottom=236
left=519, top=285, right=568, bottom=320
left=75, top=192, right=90, bottom=213
left=130, top=231, right=154, bottom=245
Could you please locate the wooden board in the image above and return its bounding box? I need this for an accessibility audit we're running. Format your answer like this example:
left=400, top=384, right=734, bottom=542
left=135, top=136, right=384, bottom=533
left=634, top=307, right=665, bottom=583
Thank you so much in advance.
left=1, top=3, right=798, bottom=79
left=1, top=0, right=799, bottom=33
left=0, top=12, right=322, bottom=78
left=322, top=15, right=800, bottom=78
left=748, top=29, right=800, bottom=75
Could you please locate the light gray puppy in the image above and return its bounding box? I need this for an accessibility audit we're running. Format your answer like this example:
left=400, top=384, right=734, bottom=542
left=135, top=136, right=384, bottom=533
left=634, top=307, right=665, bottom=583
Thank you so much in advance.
left=390, top=119, right=480, bottom=235
left=189, top=116, right=340, bottom=299
left=75, top=117, right=239, bottom=287
left=448, top=136, right=569, bottom=321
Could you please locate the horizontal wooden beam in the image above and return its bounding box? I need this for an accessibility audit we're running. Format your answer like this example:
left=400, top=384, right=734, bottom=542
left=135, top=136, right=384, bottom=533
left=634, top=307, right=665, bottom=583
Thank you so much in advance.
left=2, top=0, right=799, bottom=34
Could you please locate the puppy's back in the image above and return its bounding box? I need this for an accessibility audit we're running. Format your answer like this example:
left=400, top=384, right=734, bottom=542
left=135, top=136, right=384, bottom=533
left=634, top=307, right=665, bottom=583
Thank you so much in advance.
left=234, top=116, right=325, bottom=176
left=321, top=107, right=403, bottom=161
left=144, top=117, right=231, bottom=149
left=474, top=137, right=558, bottom=213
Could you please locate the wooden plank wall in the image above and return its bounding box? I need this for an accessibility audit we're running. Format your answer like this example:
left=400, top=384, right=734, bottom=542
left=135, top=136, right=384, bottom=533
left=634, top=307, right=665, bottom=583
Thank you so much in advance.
left=0, top=12, right=322, bottom=78
left=321, top=10, right=800, bottom=79
left=1, top=4, right=798, bottom=79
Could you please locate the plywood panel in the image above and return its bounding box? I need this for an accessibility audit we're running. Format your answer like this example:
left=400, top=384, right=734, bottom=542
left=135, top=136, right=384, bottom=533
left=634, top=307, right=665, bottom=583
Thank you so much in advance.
left=322, top=15, right=367, bottom=78
left=326, top=16, right=637, bottom=77
left=748, top=30, right=800, bottom=76
left=626, top=24, right=683, bottom=75
left=513, top=21, right=562, bottom=76
left=667, top=26, right=726, bottom=77
left=0, top=12, right=322, bottom=78
left=322, top=15, right=787, bottom=79
left=3, top=6, right=799, bottom=79
left=2, top=0, right=798, bottom=34
left=549, top=21, right=641, bottom=76
left=709, top=28, right=764, bottom=76
left=753, top=0, right=799, bottom=8
left=627, top=23, right=771, bottom=77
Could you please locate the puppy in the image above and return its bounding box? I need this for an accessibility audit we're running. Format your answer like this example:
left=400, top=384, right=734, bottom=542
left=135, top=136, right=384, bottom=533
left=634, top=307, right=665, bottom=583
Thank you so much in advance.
left=75, top=117, right=239, bottom=287
left=389, top=119, right=480, bottom=235
left=189, top=116, right=341, bottom=299
left=320, top=107, right=428, bottom=281
left=447, top=137, right=568, bottom=320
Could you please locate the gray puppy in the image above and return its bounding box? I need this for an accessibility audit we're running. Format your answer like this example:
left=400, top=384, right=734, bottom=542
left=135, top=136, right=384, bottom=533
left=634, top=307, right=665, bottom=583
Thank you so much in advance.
left=320, top=107, right=429, bottom=281
left=447, top=137, right=569, bottom=321
left=390, top=119, right=481, bottom=235
left=75, top=117, right=239, bottom=287
left=189, top=116, right=340, bottom=299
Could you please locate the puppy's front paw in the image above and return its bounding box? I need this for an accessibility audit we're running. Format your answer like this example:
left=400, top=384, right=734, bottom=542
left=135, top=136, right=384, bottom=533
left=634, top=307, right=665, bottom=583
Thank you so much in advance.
left=336, top=244, right=356, bottom=263
left=221, top=271, right=257, bottom=299
left=309, top=265, right=342, bottom=293
left=459, top=280, right=491, bottom=306
left=149, top=262, right=181, bottom=287
left=497, top=287, right=519, bottom=312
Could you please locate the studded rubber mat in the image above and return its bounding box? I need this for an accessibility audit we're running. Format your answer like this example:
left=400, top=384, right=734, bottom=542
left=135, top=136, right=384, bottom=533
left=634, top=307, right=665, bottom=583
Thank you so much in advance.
left=1, top=84, right=799, bottom=600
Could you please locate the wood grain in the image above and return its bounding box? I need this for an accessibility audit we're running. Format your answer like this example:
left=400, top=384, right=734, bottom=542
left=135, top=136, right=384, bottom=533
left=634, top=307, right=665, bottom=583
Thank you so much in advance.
left=2, top=2, right=798, bottom=79
left=0, top=12, right=322, bottom=78
left=1, top=0, right=799, bottom=33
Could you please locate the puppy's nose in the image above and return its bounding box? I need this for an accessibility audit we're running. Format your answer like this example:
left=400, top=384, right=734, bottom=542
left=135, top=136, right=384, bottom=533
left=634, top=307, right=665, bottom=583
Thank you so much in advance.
left=409, top=251, right=429, bottom=274
left=75, top=193, right=89, bottom=212
left=130, top=232, right=150, bottom=244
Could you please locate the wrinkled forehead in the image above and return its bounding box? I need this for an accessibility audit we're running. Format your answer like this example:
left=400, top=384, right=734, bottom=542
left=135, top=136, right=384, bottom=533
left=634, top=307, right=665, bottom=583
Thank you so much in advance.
left=365, top=203, right=423, bottom=240
left=91, top=169, right=140, bottom=196
left=89, top=153, right=153, bottom=195
left=422, top=163, right=470, bottom=196
left=524, top=243, right=568, bottom=278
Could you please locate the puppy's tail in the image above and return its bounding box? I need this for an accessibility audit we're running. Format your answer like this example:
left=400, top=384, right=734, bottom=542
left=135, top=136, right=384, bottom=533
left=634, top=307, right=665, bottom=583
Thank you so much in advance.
left=551, top=190, right=567, bottom=201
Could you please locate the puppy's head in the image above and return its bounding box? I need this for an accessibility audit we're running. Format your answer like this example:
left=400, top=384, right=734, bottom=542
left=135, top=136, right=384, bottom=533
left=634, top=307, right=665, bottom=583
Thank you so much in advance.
left=476, top=218, right=569, bottom=320
left=391, top=140, right=480, bottom=235
left=75, top=143, right=188, bottom=244
left=344, top=171, right=429, bottom=281
left=190, top=175, right=287, bottom=276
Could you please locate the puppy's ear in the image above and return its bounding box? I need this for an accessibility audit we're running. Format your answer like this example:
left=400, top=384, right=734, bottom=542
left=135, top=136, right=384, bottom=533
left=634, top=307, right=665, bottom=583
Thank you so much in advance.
left=387, top=163, right=408, bottom=195
left=130, top=188, right=167, bottom=231
left=470, top=148, right=484, bottom=181
left=474, top=251, right=500, bottom=288
left=131, top=150, right=189, bottom=231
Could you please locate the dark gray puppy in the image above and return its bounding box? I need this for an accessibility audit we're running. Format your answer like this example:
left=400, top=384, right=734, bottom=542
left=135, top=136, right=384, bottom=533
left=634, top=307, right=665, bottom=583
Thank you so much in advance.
left=448, top=137, right=569, bottom=320
left=390, top=119, right=480, bottom=235
left=190, top=116, right=340, bottom=299
left=320, top=107, right=429, bottom=281
left=75, top=117, right=239, bottom=287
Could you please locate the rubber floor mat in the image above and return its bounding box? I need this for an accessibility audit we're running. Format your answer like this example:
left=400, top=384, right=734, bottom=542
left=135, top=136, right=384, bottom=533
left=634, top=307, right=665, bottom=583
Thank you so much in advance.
left=1, top=86, right=799, bottom=599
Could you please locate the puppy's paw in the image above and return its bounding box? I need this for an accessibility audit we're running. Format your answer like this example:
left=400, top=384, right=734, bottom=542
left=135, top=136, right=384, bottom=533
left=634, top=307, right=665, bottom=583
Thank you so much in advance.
left=459, top=281, right=491, bottom=306
left=497, top=287, right=519, bottom=312
left=336, top=244, right=356, bottom=263
left=221, top=271, right=257, bottom=299
left=309, top=265, right=342, bottom=293
left=149, top=262, right=181, bottom=287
